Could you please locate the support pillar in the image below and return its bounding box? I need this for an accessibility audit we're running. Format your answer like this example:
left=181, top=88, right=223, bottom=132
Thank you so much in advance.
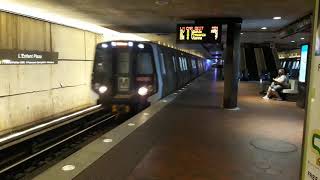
left=223, top=23, right=241, bottom=109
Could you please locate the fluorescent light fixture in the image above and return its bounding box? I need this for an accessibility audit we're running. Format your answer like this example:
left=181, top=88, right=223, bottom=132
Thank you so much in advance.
left=103, top=139, right=113, bottom=143
left=261, top=27, right=267, bottom=30
left=291, top=40, right=296, bottom=43
left=62, top=165, right=76, bottom=171
left=273, top=17, right=282, bottom=20
left=128, top=123, right=135, bottom=126
left=301, top=37, right=305, bottom=40
left=155, top=0, right=169, bottom=5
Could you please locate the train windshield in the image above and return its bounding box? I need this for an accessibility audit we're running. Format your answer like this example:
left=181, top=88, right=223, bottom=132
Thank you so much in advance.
left=94, top=48, right=113, bottom=80
left=117, top=49, right=131, bottom=74
left=136, top=52, right=154, bottom=75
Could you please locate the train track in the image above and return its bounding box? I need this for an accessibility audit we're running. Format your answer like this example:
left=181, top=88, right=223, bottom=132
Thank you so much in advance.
left=0, top=107, right=121, bottom=180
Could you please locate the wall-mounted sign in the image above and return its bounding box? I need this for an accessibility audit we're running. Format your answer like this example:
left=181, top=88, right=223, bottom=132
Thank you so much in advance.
left=176, top=24, right=222, bottom=44
left=0, top=50, right=58, bottom=65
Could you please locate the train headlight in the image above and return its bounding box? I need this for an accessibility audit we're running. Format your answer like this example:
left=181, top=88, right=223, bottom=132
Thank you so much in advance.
left=138, top=44, right=144, bottom=49
left=101, top=43, right=108, bottom=48
left=98, top=86, right=108, bottom=94
left=138, top=87, right=148, bottom=96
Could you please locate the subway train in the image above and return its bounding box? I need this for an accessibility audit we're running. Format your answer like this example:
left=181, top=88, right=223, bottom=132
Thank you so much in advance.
left=91, top=41, right=207, bottom=113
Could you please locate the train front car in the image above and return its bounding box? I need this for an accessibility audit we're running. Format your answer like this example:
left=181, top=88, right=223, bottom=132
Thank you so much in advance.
left=92, top=41, right=157, bottom=114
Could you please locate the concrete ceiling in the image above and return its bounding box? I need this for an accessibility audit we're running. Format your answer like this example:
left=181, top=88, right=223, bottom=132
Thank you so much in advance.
left=6, top=0, right=313, bottom=33
left=2, top=0, right=314, bottom=57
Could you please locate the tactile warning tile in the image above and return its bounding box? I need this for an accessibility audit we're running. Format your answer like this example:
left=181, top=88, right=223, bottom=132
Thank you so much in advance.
left=250, top=138, right=297, bottom=153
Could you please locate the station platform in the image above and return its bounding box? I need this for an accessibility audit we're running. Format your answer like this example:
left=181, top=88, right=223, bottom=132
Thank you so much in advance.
left=35, top=71, right=304, bottom=180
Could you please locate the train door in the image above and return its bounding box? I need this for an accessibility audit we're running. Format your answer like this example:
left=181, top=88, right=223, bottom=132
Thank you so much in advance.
left=164, top=48, right=176, bottom=94
left=191, top=58, right=196, bottom=79
left=114, top=48, right=134, bottom=94
left=186, top=56, right=192, bottom=82
left=178, top=56, right=185, bottom=86
left=172, top=55, right=179, bottom=89
left=174, top=52, right=183, bottom=88
left=158, top=47, right=169, bottom=96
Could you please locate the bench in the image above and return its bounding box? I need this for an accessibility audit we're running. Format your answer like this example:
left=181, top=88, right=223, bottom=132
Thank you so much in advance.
left=281, top=79, right=299, bottom=94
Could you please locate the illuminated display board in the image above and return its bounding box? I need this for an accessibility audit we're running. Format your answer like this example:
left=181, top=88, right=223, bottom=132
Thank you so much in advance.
left=176, top=24, right=222, bottom=44
left=299, top=44, right=309, bottom=83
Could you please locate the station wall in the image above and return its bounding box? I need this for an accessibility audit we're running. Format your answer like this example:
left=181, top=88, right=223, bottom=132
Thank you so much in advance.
left=0, top=12, right=104, bottom=132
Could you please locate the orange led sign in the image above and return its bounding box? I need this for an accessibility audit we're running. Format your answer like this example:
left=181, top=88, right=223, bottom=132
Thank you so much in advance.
left=176, top=24, right=221, bottom=44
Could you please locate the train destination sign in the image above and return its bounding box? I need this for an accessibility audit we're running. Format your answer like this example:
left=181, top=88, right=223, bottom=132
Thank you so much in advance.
left=176, top=24, right=222, bottom=44
left=0, top=50, right=58, bottom=65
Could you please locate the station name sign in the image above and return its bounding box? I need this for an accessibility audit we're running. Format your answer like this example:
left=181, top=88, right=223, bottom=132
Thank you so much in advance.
left=0, top=50, right=58, bottom=65
left=176, top=24, right=222, bottom=44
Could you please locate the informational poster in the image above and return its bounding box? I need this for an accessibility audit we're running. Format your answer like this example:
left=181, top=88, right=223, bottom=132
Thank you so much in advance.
left=176, top=24, right=222, bottom=44
left=301, top=0, right=320, bottom=180
left=0, top=50, right=58, bottom=65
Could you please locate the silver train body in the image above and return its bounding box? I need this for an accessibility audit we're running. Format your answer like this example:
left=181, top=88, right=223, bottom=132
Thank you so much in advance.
left=91, top=41, right=207, bottom=113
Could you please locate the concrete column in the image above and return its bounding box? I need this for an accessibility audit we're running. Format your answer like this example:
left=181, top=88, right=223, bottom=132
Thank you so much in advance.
left=223, top=23, right=241, bottom=109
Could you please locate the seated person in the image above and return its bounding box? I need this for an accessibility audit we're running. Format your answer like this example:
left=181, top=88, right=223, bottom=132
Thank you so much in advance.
left=263, top=69, right=289, bottom=100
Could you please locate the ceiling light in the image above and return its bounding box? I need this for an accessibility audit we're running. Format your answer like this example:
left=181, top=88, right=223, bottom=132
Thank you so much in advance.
left=273, top=17, right=282, bottom=20
left=62, top=165, right=76, bottom=171
left=103, top=139, right=113, bottom=143
left=261, top=27, right=267, bottom=30
left=291, top=40, right=296, bottom=43
left=301, top=37, right=305, bottom=40
left=155, top=0, right=169, bottom=5
left=240, top=33, right=244, bottom=35
left=128, top=123, right=135, bottom=126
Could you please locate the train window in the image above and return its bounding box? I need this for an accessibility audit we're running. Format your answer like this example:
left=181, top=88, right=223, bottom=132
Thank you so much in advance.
left=136, top=52, right=154, bottom=75
left=117, top=51, right=130, bottom=74
left=160, top=53, right=166, bottom=75
left=192, top=60, right=196, bottom=69
left=292, top=62, right=297, bottom=69
left=95, top=49, right=112, bottom=73
left=172, top=56, right=177, bottom=72
left=179, top=57, right=183, bottom=71
left=182, top=58, right=185, bottom=71
left=283, top=61, right=287, bottom=68
left=184, top=58, right=188, bottom=70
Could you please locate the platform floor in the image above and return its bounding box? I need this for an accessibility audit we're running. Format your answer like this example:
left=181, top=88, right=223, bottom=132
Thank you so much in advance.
left=75, top=71, right=304, bottom=180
